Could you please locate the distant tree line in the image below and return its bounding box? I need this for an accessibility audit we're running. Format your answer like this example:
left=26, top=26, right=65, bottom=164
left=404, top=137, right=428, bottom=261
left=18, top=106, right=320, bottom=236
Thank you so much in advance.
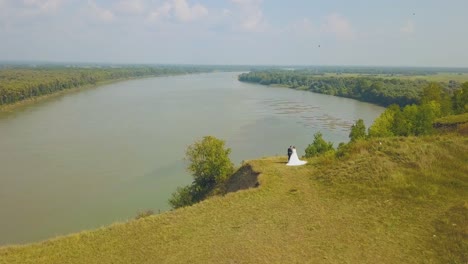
left=238, top=71, right=464, bottom=107
left=306, top=81, right=468, bottom=161
left=368, top=82, right=468, bottom=137
left=0, top=66, right=212, bottom=105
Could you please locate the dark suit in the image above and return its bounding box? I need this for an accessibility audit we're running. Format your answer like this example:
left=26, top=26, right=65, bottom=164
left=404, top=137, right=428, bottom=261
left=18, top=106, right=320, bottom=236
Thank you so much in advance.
left=288, top=147, right=293, bottom=161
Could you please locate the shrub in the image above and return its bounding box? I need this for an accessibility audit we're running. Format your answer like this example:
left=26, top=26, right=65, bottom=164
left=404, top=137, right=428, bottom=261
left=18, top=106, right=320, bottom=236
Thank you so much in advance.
left=169, top=186, right=195, bottom=209
left=169, top=136, right=234, bottom=209
left=349, top=119, right=367, bottom=142
left=305, top=132, right=334, bottom=157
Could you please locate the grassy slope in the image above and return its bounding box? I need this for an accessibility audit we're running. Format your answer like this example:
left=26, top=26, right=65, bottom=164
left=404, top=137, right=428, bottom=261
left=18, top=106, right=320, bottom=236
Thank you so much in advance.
left=1, top=136, right=467, bottom=264
left=434, top=113, right=468, bottom=125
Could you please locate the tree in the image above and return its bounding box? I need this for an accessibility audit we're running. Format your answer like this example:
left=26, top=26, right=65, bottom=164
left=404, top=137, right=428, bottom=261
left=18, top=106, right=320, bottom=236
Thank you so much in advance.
left=305, top=132, right=334, bottom=157
left=169, top=136, right=234, bottom=208
left=169, top=186, right=195, bottom=209
left=452, top=82, right=468, bottom=114
left=349, top=119, right=366, bottom=142
left=413, top=103, right=437, bottom=135
left=421, top=82, right=442, bottom=104
left=391, top=104, right=418, bottom=136
left=368, top=105, right=398, bottom=137
left=186, top=136, right=234, bottom=189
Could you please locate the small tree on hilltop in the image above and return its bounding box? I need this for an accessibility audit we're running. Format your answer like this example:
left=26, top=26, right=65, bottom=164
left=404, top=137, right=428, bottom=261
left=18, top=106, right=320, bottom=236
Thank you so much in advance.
left=169, top=136, right=234, bottom=209
left=349, top=119, right=366, bottom=142
left=305, top=132, right=334, bottom=158
left=186, top=136, right=234, bottom=190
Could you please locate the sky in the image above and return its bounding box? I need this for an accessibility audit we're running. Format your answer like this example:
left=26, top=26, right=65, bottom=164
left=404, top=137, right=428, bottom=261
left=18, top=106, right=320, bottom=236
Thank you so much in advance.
left=0, top=0, right=467, bottom=67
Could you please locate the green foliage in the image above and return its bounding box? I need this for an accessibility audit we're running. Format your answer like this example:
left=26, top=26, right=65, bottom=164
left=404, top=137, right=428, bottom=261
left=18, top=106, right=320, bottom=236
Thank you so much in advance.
left=369, top=102, right=438, bottom=138
left=0, top=66, right=212, bottom=106
left=452, top=82, right=468, bottom=114
left=239, top=71, right=468, bottom=113
left=349, top=119, right=366, bottom=142
left=305, top=132, right=334, bottom=157
left=368, top=105, right=398, bottom=137
left=392, top=104, right=417, bottom=136
left=413, top=103, right=438, bottom=135
left=420, top=82, right=452, bottom=116
left=239, top=70, right=429, bottom=107
left=421, top=82, right=442, bottom=104
left=169, top=186, right=195, bottom=209
left=170, top=136, right=234, bottom=209
left=186, top=136, right=234, bottom=188
left=335, top=142, right=350, bottom=158
left=366, top=81, right=466, bottom=138
left=434, top=112, right=468, bottom=125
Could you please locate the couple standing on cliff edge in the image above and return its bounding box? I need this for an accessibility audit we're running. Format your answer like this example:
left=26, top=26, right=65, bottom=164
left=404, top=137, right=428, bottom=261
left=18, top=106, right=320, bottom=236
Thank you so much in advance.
left=286, top=146, right=307, bottom=166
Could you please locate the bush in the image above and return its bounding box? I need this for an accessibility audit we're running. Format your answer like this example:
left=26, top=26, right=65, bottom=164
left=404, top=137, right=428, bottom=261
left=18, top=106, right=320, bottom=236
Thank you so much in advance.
left=349, top=119, right=367, bottom=142
left=169, top=186, right=195, bottom=209
left=305, top=132, right=334, bottom=157
left=335, top=142, right=351, bottom=159
left=186, top=136, right=234, bottom=188
left=169, top=136, right=234, bottom=209
left=318, top=150, right=336, bottom=165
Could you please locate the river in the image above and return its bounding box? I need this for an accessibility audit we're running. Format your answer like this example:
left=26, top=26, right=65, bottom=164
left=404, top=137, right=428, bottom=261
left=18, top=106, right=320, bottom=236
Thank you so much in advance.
left=0, top=72, right=384, bottom=245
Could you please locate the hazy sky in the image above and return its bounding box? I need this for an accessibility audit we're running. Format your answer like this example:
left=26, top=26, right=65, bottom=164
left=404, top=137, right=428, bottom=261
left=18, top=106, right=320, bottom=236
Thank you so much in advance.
left=1, top=0, right=467, bottom=66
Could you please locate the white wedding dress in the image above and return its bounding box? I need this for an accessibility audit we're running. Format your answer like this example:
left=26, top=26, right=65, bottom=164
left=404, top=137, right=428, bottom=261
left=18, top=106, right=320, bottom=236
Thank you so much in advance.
left=287, top=149, right=307, bottom=166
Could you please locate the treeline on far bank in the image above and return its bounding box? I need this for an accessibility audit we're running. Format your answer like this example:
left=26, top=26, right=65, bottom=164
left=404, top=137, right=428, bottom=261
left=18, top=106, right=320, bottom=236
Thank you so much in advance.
left=304, top=80, right=468, bottom=161
left=0, top=66, right=211, bottom=106
left=238, top=70, right=465, bottom=107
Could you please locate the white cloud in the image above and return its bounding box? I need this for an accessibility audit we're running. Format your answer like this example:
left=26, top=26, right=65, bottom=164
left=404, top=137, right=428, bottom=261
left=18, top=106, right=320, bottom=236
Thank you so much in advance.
left=172, top=0, right=207, bottom=22
left=114, top=0, right=145, bottom=15
left=230, top=0, right=267, bottom=32
left=401, top=20, right=415, bottom=34
left=147, top=2, right=172, bottom=22
left=88, top=0, right=114, bottom=23
left=147, top=0, right=208, bottom=23
left=321, top=13, right=355, bottom=39
left=290, top=18, right=316, bottom=34
left=23, top=0, right=62, bottom=12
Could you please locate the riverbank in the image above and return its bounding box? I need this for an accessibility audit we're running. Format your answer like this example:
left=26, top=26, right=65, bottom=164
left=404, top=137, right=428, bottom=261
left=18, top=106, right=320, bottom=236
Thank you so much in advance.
left=1, top=135, right=466, bottom=263
left=0, top=78, right=129, bottom=112
left=238, top=71, right=468, bottom=107
left=0, top=73, right=204, bottom=113
left=0, top=66, right=227, bottom=111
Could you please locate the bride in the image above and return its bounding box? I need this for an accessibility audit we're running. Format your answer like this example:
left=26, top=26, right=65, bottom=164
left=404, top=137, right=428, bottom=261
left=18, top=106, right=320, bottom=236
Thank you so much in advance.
left=287, top=146, right=307, bottom=166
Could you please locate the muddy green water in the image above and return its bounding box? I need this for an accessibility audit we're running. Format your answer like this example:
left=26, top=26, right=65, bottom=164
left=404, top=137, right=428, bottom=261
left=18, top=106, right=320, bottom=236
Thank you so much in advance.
left=0, top=72, right=384, bottom=245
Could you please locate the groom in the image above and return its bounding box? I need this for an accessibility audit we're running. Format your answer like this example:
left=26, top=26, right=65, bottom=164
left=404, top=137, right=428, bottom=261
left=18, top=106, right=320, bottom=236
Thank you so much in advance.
left=287, top=146, right=293, bottom=161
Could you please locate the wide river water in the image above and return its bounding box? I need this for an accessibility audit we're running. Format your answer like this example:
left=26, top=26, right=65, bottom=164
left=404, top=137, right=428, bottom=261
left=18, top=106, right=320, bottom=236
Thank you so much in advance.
left=0, top=72, right=384, bottom=246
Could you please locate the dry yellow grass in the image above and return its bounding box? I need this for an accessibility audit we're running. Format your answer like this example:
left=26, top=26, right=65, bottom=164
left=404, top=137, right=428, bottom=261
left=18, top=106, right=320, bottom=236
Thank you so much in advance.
left=0, top=136, right=467, bottom=264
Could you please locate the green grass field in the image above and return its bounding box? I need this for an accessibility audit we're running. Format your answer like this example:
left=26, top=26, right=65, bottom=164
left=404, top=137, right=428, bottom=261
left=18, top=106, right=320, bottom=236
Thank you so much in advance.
left=1, top=136, right=467, bottom=263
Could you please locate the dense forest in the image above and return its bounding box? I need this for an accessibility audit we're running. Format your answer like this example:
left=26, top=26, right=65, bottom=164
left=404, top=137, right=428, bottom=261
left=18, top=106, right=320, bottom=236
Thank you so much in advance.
left=238, top=70, right=464, bottom=107
left=0, top=66, right=216, bottom=106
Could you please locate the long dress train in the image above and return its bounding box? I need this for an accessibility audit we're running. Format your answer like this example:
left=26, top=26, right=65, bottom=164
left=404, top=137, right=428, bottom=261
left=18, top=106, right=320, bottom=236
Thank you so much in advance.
left=286, top=149, right=307, bottom=166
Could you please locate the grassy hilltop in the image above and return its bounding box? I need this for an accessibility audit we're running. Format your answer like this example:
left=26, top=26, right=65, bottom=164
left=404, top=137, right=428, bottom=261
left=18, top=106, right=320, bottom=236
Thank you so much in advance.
left=1, top=135, right=467, bottom=264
